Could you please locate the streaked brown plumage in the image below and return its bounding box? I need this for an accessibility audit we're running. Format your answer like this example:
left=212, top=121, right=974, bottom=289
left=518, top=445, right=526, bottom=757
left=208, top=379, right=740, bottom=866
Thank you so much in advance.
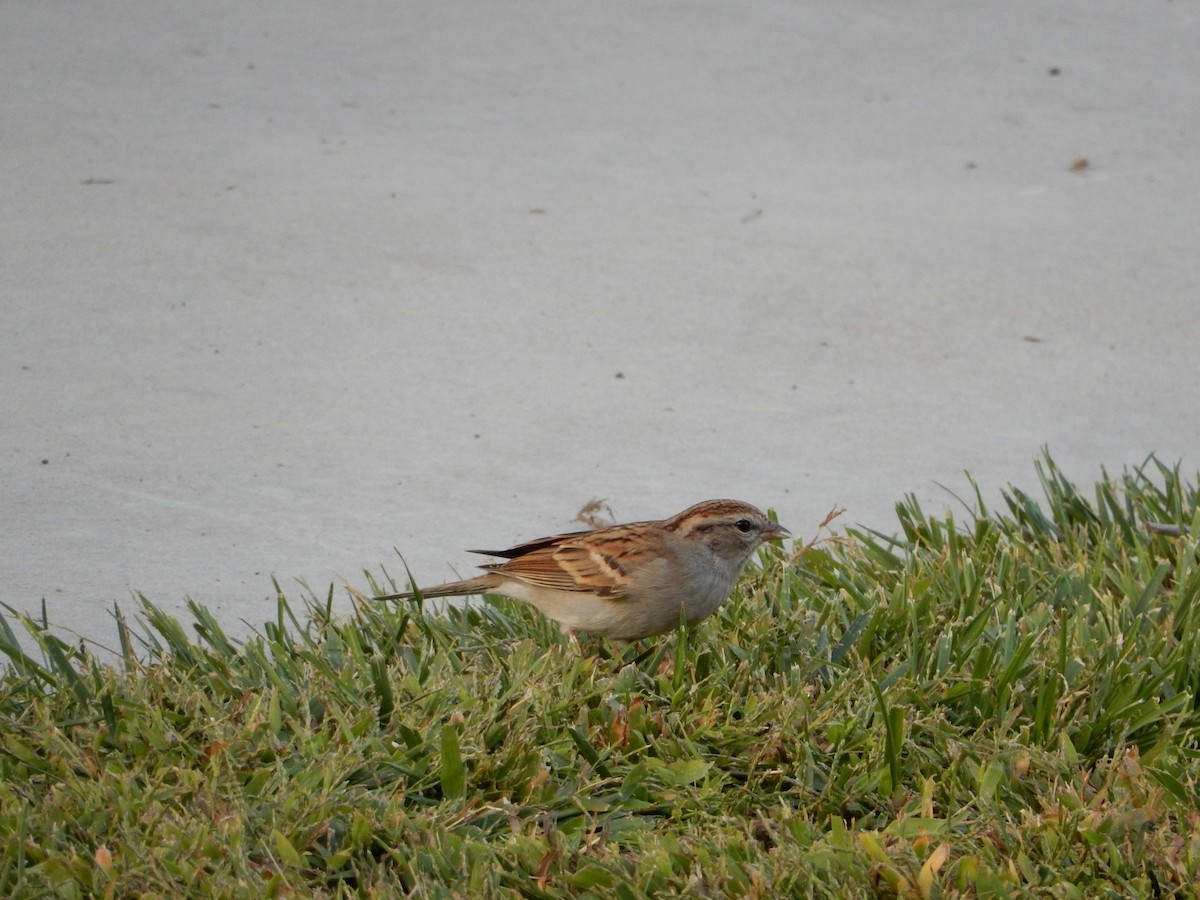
left=373, top=499, right=789, bottom=640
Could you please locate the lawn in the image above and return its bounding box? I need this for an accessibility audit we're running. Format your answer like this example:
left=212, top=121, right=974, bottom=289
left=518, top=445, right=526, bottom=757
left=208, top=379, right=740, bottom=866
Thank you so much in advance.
left=2, top=453, right=1199, bottom=897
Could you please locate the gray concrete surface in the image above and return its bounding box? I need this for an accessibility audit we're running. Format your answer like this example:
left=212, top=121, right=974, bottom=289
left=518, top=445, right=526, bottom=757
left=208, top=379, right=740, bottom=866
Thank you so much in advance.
left=4, top=2, right=1198, bottom=651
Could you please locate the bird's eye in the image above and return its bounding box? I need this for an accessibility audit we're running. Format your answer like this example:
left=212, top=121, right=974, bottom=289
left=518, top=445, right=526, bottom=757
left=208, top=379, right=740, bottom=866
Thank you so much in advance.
left=735, top=519, right=754, bottom=533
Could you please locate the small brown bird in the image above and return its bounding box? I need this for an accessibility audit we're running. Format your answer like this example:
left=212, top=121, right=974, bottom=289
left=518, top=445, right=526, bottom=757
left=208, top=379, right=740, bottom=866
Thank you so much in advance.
left=373, top=499, right=789, bottom=641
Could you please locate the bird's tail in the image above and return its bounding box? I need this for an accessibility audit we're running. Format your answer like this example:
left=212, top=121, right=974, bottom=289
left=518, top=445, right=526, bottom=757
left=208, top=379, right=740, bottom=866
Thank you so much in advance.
left=371, top=574, right=499, bottom=602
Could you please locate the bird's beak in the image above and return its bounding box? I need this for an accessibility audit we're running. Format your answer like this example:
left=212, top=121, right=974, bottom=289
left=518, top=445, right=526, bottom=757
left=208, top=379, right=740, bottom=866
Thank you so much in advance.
left=762, top=522, right=791, bottom=542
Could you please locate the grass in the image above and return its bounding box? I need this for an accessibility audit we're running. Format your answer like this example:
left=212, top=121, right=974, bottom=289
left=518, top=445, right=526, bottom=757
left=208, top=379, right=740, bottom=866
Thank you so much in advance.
left=2, top=451, right=1199, bottom=897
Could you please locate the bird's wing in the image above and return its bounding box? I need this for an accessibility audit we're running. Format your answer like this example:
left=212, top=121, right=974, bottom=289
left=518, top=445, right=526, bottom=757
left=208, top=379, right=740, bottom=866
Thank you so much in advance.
left=476, top=527, right=658, bottom=600
left=469, top=529, right=592, bottom=560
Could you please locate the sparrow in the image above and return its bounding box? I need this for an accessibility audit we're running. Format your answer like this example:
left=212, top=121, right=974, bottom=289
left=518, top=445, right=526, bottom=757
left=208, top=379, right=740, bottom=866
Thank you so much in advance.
left=373, top=499, right=789, bottom=641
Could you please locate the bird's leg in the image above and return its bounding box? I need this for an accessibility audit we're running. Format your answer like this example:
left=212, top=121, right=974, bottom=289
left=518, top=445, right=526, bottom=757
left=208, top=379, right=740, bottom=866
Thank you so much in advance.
left=559, top=623, right=583, bottom=652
